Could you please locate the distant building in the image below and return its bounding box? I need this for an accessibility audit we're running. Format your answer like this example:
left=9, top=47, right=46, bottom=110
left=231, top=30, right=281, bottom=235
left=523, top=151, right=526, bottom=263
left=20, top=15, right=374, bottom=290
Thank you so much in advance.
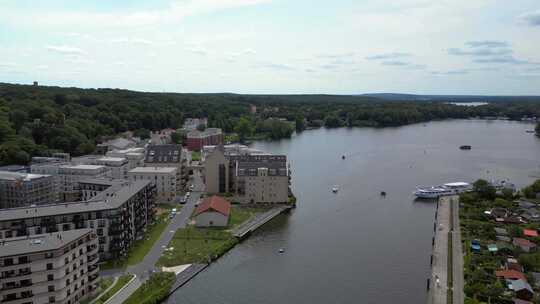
left=0, top=229, right=99, bottom=304
left=186, top=128, right=223, bottom=151
left=145, top=144, right=187, bottom=189
left=507, top=279, right=534, bottom=301
left=71, top=155, right=130, bottom=180
left=106, top=147, right=145, bottom=170
left=0, top=171, right=56, bottom=209
left=513, top=238, right=537, bottom=252
left=182, top=118, right=208, bottom=131
left=249, top=104, right=257, bottom=114
left=0, top=180, right=157, bottom=260
left=128, top=167, right=179, bottom=202
left=204, top=147, right=290, bottom=204
left=96, top=137, right=138, bottom=154
left=194, top=196, right=231, bottom=227
left=58, top=165, right=110, bottom=202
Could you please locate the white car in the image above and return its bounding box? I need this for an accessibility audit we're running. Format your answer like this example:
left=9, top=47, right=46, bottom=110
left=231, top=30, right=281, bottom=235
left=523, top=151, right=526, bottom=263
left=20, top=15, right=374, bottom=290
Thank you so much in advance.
left=189, top=184, right=195, bottom=191
left=186, top=192, right=191, bottom=198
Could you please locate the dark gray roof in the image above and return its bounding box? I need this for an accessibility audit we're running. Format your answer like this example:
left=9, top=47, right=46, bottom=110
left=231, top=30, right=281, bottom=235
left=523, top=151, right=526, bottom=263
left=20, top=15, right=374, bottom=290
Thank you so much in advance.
left=495, top=227, right=509, bottom=235
left=0, top=229, right=92, bottom=258
left=0, top=180, right=151, bottom=222
left=231, top=155, right=287, bottom=176
left=508, top=279, right=534, bottom=293
left=145, top=144, right=182, bottom=164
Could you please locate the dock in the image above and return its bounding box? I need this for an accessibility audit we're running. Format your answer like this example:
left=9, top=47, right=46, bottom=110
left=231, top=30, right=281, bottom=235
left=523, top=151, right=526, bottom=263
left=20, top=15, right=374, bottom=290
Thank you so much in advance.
left=233, top=205, right=292, bottom=239
left=168, top=263, right=208, bottom=295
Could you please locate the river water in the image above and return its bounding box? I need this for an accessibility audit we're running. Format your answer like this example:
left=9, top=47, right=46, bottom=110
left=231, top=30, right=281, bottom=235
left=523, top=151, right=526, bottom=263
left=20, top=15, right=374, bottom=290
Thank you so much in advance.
left=168, top=120, right=540, bottom=304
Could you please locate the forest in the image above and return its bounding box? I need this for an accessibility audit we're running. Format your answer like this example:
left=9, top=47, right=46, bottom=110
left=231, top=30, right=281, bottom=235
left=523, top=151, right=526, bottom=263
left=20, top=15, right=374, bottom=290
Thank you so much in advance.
left=1, top=82, right=539, bottom=165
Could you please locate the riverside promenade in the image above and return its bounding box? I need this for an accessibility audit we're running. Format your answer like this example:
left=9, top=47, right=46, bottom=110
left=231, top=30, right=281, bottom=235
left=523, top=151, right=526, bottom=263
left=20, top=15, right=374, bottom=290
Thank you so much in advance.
left=427, top=195, right=464, bottom=304
left=233, top=205, right=292, bottom=239
left=427, top=196, right=450, bottom=304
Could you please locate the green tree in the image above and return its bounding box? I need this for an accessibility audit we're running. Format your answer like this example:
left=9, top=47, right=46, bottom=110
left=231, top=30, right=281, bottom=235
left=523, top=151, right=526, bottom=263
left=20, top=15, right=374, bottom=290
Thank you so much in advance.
left=9, top=110, right=28, bottom=133
left=295, top=115, right=305, bottom=132
left=324, top=114, right=342, bottom=128
left=234, top=117, right=254, bottom=142
left=473, top=179, right=496, bottom=200
left=134, top=128, right=150, bottom=140
left=171, top=131, right=184, bottom=145
left=196, top=123, right=206, bottom=131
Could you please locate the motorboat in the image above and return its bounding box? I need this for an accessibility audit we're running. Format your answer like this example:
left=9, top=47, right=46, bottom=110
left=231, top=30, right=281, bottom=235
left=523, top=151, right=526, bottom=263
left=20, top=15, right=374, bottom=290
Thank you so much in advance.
left=459, top=145, right=472, bottom=150
left=414, top=182, right=471, bottom=199
left=332, top=185, right=339, bottom=193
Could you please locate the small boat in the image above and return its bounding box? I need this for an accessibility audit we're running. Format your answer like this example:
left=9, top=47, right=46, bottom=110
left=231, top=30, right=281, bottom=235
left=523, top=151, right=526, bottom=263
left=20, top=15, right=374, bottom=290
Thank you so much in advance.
left=526, top=130, right=535, bottom=133
left=279, top=248, right=285, bottom=253
left=380, top=191, right=386, bottom=196
left=332, top=185, right=339, bottom=193
left=459, top=145, right=472, bottom=150
left=342, top=155, right=346, bottom=160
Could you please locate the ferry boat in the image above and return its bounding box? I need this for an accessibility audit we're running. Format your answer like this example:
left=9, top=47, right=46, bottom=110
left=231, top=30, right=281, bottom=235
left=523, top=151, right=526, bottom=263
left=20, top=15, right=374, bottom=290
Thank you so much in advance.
left=413, top=182, right=471, bottom=199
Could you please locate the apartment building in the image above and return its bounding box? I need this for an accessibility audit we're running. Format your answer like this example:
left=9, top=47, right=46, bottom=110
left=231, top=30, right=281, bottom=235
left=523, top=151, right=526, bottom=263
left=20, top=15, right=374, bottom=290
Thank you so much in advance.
left=71, top=155, right=130, bottom=180
left=144, top=144, right=187, bottom=189
left=106, top=148, right=145, bottom=170
left=204, top=147, right=290, bottom=204
left=0, top=172, right=56, bottom=209
left=57, top=165, right=109, bottom=202
left=186, top=128, right=223, bottom=151
left=128, top=167, right=178, bottom=202
left=0, top=229, right=99, bottom=304
left=0, top=180, right=157, bottom=260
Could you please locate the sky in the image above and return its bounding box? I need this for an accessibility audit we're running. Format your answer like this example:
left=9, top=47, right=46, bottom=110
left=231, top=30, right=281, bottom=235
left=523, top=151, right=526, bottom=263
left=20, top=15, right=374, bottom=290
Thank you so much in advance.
left=1, top=0, right=540, bottom=95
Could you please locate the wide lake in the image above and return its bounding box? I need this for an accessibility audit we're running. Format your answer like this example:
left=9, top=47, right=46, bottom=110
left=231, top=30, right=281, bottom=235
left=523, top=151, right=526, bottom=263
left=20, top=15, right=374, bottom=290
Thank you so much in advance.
left=169, top=119, right=540, bottom=304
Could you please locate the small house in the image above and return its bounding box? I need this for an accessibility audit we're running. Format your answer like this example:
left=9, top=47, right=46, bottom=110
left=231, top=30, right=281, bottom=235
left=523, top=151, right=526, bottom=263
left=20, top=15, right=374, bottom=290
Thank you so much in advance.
left=497, top=235, right=512, bottom=243
left=507, top=279, right=534, bottom=301
left=497, top=242, right=515, bottom=255
left=491, top=208, right=509, bottom=219
left=523, top=229, right=538, bottom=238
left=496, top=269, right=527, bottom=281
left=471, top=240, right=481, bottom=253
left=193, top=195, right=231, bottom=227
left=506, top=258, right=523, bottom=272
left=516, top=200, right=538, bottom=209
left=495, top=227, right=509, bottom=236
left=487, top=244, right=498, bottom=253
left=513, top=238, right=537, bottom=253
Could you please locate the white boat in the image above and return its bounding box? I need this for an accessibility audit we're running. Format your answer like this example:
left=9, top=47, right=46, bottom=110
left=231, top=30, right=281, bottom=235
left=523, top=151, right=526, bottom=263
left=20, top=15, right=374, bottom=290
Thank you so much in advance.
left=413, top=182, right=471, bottom=199
left=332, top=185, right=339, bottom=193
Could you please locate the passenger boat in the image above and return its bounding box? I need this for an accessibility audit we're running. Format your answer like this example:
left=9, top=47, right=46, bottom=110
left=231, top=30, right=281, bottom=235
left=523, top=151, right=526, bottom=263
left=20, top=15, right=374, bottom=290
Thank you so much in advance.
left=413, top=182, right=471, bottom=199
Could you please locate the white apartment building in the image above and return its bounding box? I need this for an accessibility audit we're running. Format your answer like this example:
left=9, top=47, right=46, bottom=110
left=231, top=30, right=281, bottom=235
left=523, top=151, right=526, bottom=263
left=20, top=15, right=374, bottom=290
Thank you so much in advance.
left=106, top=148, right=145, bottom=170
left=0, top=229, right=99, bottom=304
left=57, top=165, right=109, bottom=202
left=128, top=167, right=178, bottom=202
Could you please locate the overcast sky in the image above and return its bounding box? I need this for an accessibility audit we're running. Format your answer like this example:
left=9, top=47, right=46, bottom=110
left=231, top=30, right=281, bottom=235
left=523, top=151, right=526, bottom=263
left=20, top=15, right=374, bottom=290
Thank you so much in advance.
left=1, top=0, right=540, bottom=95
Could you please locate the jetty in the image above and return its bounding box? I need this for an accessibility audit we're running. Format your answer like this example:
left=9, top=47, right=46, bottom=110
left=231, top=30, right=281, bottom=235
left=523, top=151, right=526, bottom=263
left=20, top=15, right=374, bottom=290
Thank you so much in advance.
left=233, top=205, right=292, bottom=239
left=168, top=263, right=208, bottom=295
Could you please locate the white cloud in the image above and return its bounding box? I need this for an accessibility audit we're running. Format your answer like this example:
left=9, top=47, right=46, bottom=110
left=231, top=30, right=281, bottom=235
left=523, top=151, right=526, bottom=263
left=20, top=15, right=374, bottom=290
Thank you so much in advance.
left=518, top=10, right=540, bottom=26
left=46, top=45, right=86, bottom=55
left=0, top=62, right=17, bottom=68
left=186, top=46, right=209, bottom=55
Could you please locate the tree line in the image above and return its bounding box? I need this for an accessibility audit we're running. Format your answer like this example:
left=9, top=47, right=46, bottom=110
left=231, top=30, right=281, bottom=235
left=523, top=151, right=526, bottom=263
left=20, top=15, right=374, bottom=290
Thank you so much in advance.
left=1, top=82, right=539, bottom=165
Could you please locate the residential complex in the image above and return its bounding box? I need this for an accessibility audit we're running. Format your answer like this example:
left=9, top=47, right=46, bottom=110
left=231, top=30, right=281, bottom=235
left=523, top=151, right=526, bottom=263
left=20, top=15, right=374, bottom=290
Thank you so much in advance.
left=144, top=144, right=188, bottom=190
left=57, top=165, right=110, bottom=202
left=0, top=179, right=157, bottom=260
left=0, top=229, right=99, bottom=304
left=72, top=155, right=130, bottom=180
left=128, top=167, right=179, bottom=202
left=204, top=147, right=290, bottom=204
left=105, top=147, right=145, bottom=170
left=186, top=128, right=223, bottom=151
left=0, top=172, right=56, bottom=209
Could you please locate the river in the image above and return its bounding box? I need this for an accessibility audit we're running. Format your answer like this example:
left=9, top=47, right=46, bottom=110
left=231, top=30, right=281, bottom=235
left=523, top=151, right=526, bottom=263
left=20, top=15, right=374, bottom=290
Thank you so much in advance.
left=168, top=119, right=540, bottom=304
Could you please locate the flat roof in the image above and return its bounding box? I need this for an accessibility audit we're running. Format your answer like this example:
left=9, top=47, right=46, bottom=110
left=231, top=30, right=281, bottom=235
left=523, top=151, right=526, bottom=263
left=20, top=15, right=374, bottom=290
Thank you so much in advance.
left=0, top=229, right=92, bottom=258
left=0, top=180, right=151, bottom=222
left=129, top=167, right=177, bottom=173
left=0, top=171, right=51, bottom=181
left=63, top=164, right=106, bottom=170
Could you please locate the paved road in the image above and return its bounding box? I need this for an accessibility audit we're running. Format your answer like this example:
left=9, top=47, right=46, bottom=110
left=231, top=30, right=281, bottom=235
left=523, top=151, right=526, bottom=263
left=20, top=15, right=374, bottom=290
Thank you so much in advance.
left=451, top=197, right=464, bottom=304
left=428, top=196, right=450, bottom=304
left=106, top=170, right=204, bottom=304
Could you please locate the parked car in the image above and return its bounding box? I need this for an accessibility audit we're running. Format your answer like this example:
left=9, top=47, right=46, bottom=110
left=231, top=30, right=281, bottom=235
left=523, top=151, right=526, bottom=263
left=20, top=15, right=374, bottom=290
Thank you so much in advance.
left=179, top=196, right=187, bottom=204
left=189, top=184, right=195, bottom=191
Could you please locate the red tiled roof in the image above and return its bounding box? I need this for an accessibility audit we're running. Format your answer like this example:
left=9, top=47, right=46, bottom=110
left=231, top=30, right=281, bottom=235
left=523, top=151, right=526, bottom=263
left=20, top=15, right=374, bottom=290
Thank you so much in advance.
left=513, top=238, right=536, bottom=248
left=523, top=229, right=538, bottom=237
left=194, top=195, right=231, bottom=217
left=495, top=269, right=527, bottom=281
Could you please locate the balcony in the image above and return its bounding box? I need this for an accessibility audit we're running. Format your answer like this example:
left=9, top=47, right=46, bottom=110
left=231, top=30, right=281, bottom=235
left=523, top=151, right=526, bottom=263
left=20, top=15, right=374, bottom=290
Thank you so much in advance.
left=87, top=254, right=99, bottom=265
left=87, top=265, right=99, bottom=276
left=86, top=245, right=98, bottom=255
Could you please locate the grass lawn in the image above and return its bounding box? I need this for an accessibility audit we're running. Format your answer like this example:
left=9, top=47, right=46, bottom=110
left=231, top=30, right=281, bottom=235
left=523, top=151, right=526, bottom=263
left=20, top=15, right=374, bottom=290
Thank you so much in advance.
left=157, top=227, right=237, bottom=267
left=80, top=278, right=114, bottom=304
left=101, top=212, right=171, bottom=269
left=228, top=206, right=267, bottom=229
left=94, top=274, right=133, bottom=304
left=191, top=151, right=201, bottom=161
left=124, top=272, right=175, bottom=304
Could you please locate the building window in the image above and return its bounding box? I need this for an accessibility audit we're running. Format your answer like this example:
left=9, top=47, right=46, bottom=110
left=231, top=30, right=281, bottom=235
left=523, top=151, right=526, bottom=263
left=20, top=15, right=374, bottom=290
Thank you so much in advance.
left=49, top=296, right=56, bottom=303
left=47, top=263, right=53, bottom=270
left=3, top=258, right=13, bottom=266
left=48, top=274, right=54, bottom=281
left=48, top=285, right=55, bottom=292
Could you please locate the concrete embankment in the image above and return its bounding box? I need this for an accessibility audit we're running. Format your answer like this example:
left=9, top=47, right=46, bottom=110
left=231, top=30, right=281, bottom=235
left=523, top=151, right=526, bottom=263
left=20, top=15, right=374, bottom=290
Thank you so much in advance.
left=427, top=196, right=450, bottom=304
